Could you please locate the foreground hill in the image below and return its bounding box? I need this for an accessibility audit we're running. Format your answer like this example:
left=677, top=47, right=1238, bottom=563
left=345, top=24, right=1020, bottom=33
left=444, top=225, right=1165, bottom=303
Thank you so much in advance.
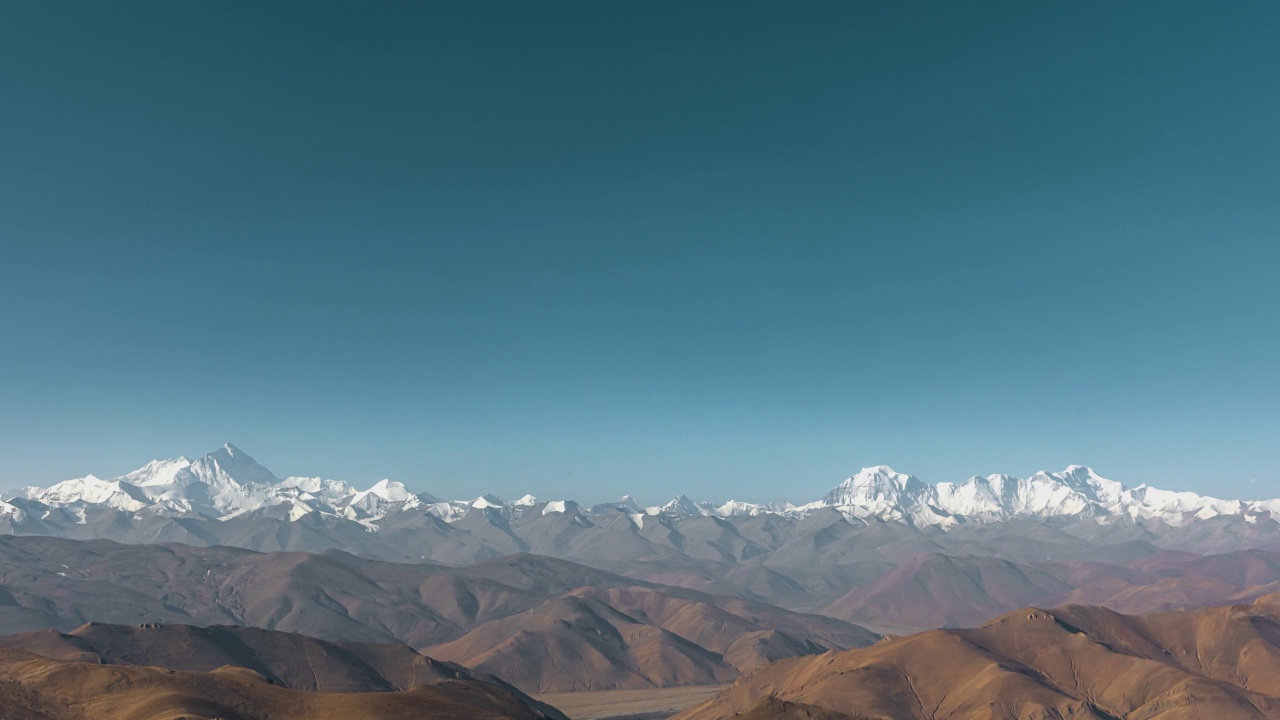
left=0, top=622, right=493, bottom=693
left=0, top=535, right=875, bottom=692
left=0, top=648, right=562, bottom=720
left=678, top=596, right=1280, bottom=720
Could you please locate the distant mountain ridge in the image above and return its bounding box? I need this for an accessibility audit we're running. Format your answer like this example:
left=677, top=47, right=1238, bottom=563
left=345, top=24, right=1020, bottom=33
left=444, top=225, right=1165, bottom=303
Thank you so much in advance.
left=2, top=444, right=1271, bottom=532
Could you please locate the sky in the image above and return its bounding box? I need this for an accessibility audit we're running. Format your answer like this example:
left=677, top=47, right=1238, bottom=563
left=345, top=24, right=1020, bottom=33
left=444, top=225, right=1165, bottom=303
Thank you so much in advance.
left=1, top=1, right=1278, bottom=503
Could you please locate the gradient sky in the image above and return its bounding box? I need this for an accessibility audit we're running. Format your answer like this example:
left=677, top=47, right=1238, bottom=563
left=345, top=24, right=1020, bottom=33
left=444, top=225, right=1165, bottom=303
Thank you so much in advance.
left=1, top=2, right=1278, bottom=503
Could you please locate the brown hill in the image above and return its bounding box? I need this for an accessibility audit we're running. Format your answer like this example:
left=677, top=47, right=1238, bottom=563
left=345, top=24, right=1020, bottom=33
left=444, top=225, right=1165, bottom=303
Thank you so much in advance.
left=0, top=622, right=477, bottom=693
left=822, top=549, right=1280, bottom=633
left=822, top=553, right=1073, bottom=631
left=678, top=598, right=1280, bottom=720
left=1054, top=548, right=1280, bottom=613
left=0, top=537, right=874, bottom=692
left=427, top=593, right=738, bottom=692
left=424, top=587, right=875, bottom=692
left=0, top=621, right=569, bottom=718
left=0, top=647, right=562, bottom=720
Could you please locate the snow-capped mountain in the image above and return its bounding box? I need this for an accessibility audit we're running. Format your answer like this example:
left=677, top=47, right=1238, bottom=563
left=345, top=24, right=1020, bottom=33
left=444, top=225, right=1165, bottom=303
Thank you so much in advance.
left=3, top=445, right=1276, bottom=532
left=15, top=444, right=352, bottom=521
left=790, top=464, right=1276, bottom=528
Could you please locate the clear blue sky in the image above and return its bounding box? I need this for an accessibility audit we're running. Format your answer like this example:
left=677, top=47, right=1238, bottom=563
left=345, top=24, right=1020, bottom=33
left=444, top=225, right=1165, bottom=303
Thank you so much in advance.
left=1, top=2, right=1277, bottom=503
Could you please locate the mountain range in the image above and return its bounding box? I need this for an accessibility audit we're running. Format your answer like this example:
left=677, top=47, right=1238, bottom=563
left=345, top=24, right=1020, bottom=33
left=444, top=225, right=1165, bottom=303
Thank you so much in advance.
left=6, top=444, right=1280, bottom=716
left=5, top=444, right=1271, bottom=530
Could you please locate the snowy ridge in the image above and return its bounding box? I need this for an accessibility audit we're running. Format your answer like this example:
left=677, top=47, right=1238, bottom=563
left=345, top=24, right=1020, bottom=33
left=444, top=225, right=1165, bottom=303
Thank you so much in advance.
left=3, top=445, right=1275, bottom=531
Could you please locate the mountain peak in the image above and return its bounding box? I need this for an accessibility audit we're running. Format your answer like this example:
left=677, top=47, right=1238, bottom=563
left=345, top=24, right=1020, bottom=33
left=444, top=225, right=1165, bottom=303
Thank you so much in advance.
left=471, top=494, right=506, bottom=510
left=659, top=494, right=702, bottom=516
left=365, top=479, right=412, bottom=502
left=193, top=444, right=278, bottom=487
left=1059, top=465, right=1107, bottom=481
left=837, top=466, right=917, bottom=490
left=10, top=451, right=1257, bottom=532
left=860, top=464, right=903, bottom=476
left=208, top=443, right=254, bottom=465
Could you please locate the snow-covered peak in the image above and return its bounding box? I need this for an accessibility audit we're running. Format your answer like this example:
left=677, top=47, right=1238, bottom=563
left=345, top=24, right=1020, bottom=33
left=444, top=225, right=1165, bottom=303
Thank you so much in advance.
left=119, top=457, right=193, bottom=487
left=21, top=474, right=154, bottom=515
left=11, top=446, right=1269, bottom=533
left=364, top=479, right=413, bottom=502
left=652, top=494, right=704, bottom=516
left=471, top=494, right=506, bottom=510
left=818, top=466, right=930, bottom=522
left=187, top=444, right=279, bottom=488
left=1055, top=465, right=1124, bottom=504
left=0, top=499, right=23, bottom=520
left=828, top=466, right=921, bottom=496
left=278, top=476, right=358, bottom=498
left=714, top=499, right=773, bottom=517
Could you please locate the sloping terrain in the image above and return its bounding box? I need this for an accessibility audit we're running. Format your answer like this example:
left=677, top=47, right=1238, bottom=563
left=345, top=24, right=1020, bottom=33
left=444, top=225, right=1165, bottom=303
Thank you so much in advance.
left=0, top=622, right=487, bottom=693
left=426, top=592, right=740, bottom=692
left=677, top=597, right=1280, bottom=720
left=0, top=648, right=563, bottom=720
left=822, top=553, right=1074, bottom=631
left=0, top=621, right=568, bottom=718
left=821, top=548, right=1280, bottom=632
left=423, top=585, right=875, bottom=692
left=0, top=536, right=875, bottom=691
